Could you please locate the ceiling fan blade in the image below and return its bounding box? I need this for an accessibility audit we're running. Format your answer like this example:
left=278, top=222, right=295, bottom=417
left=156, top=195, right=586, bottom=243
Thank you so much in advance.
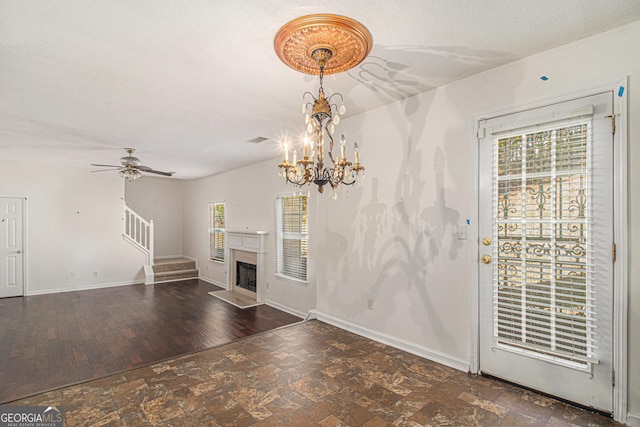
left=91, top=150, right=175, bottom=178
left=143, top=169, right=174, bottom=177
left=91, top=169, right=121, bottom=173
left=135, top=165, right=173, bottom=176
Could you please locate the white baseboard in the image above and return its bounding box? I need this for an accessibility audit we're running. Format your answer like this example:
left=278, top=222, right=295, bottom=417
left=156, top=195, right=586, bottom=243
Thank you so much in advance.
left=264, top=299, right=305, bottom=319
left=315, top=311, right=469, bottom=373
left=627, top=412, right=640, bottom=427
left=26, top=279, right=143, bottom=296
left=198, top=275, right=227, bottom=288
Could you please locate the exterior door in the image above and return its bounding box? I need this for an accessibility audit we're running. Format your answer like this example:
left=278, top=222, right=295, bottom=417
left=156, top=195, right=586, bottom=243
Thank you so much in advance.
left=478, top=92, right=614, bottom=411
left=0, top=197, right=25, bottom=298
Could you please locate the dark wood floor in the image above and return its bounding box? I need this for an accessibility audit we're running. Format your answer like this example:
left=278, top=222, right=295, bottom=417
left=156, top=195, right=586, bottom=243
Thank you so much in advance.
left=14, top=321, right=618, bottom=426
left=0, top=279, right=301, bottom=403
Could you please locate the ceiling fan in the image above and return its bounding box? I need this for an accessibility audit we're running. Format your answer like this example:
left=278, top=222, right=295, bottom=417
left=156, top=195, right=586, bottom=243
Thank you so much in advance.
left=91, top=148, right=174, bottom=181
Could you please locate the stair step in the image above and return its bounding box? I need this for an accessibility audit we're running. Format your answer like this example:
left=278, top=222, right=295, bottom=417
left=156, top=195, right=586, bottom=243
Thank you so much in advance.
left=153, top=258, right=196, bottom=273
left=153, top=268, right=199, bottom=283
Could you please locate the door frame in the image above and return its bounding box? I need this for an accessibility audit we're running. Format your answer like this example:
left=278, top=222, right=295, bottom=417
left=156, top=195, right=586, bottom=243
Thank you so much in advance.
left=0, top=195, right=28, bottom=297
left=469, top=78, right=628, bottom=422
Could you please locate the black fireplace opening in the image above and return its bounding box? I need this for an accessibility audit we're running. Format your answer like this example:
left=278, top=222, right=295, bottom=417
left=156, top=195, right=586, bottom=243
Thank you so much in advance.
left=236, top=261, right=257, bottom=293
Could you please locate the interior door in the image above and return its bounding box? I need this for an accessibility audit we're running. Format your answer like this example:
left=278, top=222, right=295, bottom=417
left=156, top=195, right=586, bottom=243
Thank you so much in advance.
left=478, top=92, right=614, bottom=411
left=0, top=197, right=25, bottom=298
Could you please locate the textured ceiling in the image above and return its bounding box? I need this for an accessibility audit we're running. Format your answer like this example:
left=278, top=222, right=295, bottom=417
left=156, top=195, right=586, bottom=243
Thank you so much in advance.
left=2, top=1, right=640, bottom=179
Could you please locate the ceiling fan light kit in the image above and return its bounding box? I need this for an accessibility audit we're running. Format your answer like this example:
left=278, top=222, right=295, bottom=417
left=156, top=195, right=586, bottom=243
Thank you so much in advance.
left=119, top=165, right=143, bottom=182
left=274, top=14, right=372, bottom=198
left=90, top=148, right=173, bottom=182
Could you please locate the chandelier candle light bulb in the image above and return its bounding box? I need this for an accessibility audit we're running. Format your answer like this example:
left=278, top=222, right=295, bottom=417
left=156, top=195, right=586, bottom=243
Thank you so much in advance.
left=303, top=136, right=310, bottom=158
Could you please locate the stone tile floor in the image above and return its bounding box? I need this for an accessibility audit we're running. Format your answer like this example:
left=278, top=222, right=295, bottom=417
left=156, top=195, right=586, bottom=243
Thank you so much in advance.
left=11, top=321, right=619, bottom=426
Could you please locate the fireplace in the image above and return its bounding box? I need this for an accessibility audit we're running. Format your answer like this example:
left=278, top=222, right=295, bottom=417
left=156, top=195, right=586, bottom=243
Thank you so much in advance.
left=226, top=230, right=268, bottom=303
left=236, top=261, right=257, bottom=293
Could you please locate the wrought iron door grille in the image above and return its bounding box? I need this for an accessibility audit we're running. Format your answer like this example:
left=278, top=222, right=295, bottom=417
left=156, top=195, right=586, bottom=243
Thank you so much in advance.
left=492, top=120, right=596, bottom=367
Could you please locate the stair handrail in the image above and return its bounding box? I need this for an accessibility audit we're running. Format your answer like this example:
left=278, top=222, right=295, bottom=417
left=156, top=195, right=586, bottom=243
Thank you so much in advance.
left=123, top=205, right=155, bottom=265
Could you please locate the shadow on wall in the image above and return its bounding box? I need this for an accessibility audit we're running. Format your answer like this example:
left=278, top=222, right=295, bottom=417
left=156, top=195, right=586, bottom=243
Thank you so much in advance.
left=345, top=44, right=515, bottom=107
left=360, top=178, right=386, bottom=270
left=316, top=41, right=530, bottom=358
left=422, top=146, right=463, bottom=262
left=319, top=91, right=464, bottom=354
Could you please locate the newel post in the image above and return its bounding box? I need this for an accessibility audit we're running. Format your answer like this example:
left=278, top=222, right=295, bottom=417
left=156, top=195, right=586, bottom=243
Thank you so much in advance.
left=149, top=220, right=155, bottom=266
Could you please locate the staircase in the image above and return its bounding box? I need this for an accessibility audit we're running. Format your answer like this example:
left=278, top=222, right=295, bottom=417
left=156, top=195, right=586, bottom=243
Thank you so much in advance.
left=123, top=205, right=154, bottom=265
left=152, top=258, right=199, bottom=283
left=122, top=204, right=198, bottom=285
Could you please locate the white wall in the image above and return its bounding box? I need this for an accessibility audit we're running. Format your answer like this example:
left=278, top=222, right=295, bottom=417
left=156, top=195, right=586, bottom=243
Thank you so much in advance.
left=0, top=160, right=145, bottom=294
left=313, top=20, right=640, bottom=420
left=181, top=159, right=316, bottom=316
left=125, top=177, right=183, bottom=258
left=176, top=21, right=640, bottom=419
left=315, top=85, right=472, bottom=369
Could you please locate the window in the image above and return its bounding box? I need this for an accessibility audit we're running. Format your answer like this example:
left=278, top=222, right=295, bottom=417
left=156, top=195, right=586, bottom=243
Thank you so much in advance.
left=493, top=121, right=596, bottom=364
left=276, top=194, right=308, bottom=282
left=209, top=202, right=225, bottom=261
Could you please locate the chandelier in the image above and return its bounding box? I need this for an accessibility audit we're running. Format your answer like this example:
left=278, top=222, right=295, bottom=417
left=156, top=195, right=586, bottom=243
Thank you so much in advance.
left=274, top=14, right=372, bottom=197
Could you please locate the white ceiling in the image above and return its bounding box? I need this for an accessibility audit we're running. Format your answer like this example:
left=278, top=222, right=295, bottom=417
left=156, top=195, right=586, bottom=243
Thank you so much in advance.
left=2, top=1, right=640, bottom=179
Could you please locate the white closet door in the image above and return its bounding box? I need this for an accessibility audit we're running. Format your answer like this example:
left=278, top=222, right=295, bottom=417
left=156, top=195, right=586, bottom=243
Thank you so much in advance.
left=0, top=197, right=24, bottom=298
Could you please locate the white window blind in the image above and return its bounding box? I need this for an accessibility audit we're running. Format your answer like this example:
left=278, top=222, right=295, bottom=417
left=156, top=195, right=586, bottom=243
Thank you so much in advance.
left=209, top=202, right=225, bottom=261
left=276, top=194, right=308, bottom=282
left=492, top=116, right=597, bottom=366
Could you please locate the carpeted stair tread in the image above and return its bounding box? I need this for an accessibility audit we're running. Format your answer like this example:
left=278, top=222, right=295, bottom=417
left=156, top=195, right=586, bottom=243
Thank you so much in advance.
left=153, top=258, right=196, bottom=273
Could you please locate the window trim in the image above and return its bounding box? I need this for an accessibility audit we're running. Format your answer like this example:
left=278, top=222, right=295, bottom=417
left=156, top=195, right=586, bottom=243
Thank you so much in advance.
left=274, top=272, right=308, bottom=285
left=208, top=201, right=225, bottom=262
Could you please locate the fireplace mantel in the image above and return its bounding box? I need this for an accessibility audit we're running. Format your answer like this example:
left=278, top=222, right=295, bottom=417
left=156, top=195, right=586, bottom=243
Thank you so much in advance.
left=226, top=231, right=268, bottom=303
left=226, top=230, right=268, bottom=254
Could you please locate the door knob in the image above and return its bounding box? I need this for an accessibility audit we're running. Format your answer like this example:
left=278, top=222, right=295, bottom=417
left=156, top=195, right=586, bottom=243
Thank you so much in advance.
left=16, top=250, right=22, bottom=254
left=481, top=254, right=492, bottom=264
left=482, top=237, right=491, bottom=246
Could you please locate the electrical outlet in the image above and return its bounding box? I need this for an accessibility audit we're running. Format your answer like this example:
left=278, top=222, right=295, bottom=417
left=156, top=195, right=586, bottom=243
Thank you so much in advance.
left=266, top=282, right=270, bottom=289
left=93, top=271, right=98, bottom=277
left=367, top=297, right=374, bottom=310
left=70, top=272, right=76, bottom=277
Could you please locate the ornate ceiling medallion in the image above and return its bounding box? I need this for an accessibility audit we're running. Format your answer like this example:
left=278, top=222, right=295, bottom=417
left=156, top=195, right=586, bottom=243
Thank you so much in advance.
left=274, top=14, right=373, bottom=75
